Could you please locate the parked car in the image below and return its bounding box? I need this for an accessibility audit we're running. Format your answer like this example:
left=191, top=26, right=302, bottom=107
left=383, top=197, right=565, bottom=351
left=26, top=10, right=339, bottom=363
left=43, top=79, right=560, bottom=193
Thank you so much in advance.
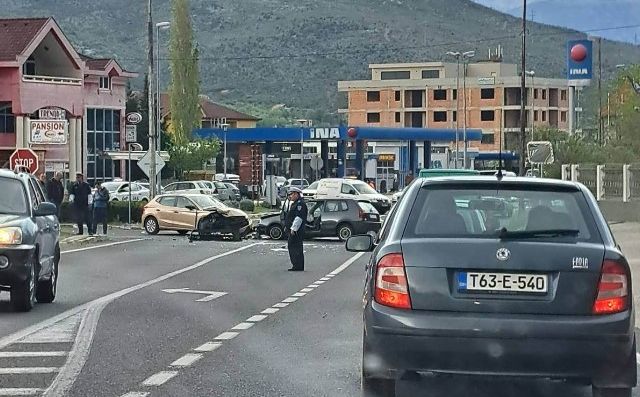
left=214, top=173, right=240, bottom=184
left=302, top=180, right=319, bottom=199
left=223, top=182, right=241, bottom=201
left=315, top=178, right=391, bottom=214
left=163, top=181, right=213, bottom=195
left=100, top=181, right=150, bottom=202
left=0, top=168, right=60, bottom=312
left=257, top=198, right=381, bottom=241
left=348, top=176, right=636, bottom=397
left=142, top=193, right=250, bottom=240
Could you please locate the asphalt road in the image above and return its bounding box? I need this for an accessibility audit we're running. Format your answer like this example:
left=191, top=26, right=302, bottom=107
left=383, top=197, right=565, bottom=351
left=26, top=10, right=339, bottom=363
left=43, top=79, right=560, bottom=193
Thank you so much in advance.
left=0, top=223, right=639, bottom=396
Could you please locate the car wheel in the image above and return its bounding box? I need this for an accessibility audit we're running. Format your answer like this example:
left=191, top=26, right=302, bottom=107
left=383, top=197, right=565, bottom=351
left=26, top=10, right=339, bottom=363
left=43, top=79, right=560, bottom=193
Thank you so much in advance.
left=268, top=224, right=284, bottom=240
left=144, top=216, right=160, bottom=235
left=36, top=245, right=59, bottom=304
left=112, top=198, right=119, bottom=202
left=177, top=230, right=188, bottom=235
left=337, top=223, right=354, bottom=242
left=11, top=255, right=37, bottom=312
left=592, top=388, right=632, bottom=397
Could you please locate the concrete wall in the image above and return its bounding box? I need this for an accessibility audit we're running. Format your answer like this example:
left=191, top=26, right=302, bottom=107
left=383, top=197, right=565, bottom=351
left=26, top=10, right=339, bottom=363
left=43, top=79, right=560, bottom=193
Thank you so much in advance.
left=598, top=200, right=640, bottom=223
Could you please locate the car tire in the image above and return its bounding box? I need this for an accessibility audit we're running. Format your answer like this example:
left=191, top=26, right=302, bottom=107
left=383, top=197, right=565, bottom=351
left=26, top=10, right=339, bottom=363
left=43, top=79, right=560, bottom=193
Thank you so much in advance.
left=592, top=388, right=632, bottom=397
left=141, top=198, right=149, bottom=203
left=36, top=245, right=59, bottom=304
left=177, top=230, right=188, bottom=235
left=144, top=216, right=160, bottom=235
left=11, top=255, right=37, bottom=312
left=337, top=223, right=354, bottom=242
left=112, top=198, right=119, bottom=202
left=362, top=371, right=395, bottom=397
left=268, top=224, right=284, bottom=240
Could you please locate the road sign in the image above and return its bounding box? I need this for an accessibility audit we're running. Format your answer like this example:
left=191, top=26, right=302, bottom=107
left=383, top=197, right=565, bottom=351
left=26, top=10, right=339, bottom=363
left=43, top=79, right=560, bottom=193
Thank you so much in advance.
left=310, top=155, right=324, bottom=170
left=162, top=288, right=228, bottom=302
left=137, top=149, right=165, bottom=178
left=9, top=149, right=39, bottom=173
left=126, top=112, right=143, bottom=125
left=527, top=141, right=555, bottom=165
left=125, top=125, right=137, bottom=143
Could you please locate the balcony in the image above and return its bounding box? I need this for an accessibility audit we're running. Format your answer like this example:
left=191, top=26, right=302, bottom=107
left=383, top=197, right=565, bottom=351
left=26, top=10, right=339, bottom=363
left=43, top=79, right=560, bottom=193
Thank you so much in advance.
left=22, top=74, right=82, bottom=86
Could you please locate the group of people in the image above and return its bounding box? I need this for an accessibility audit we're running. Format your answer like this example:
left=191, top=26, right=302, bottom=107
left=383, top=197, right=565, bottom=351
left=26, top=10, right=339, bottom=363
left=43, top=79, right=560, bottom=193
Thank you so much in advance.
left=37, top=172, right=110, bottom=236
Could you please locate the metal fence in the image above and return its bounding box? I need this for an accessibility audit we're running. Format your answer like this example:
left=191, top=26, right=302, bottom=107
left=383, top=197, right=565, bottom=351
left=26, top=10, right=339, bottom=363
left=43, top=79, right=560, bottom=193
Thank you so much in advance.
left=561, top=163, right=634, bottom=202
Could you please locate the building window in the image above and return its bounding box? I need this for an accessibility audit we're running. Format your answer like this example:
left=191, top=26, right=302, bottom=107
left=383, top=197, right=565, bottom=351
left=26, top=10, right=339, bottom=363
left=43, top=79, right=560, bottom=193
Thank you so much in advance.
left=380, top=71, right=410, bottom=80
left=452, top=89, right=457, bottom=100
left=480, top=110, right=495, bottom=121
left=561, top=111, right=567, bottom=122
left=422, top=69, right=440, bottom=79
left=534, top=110, right=538, bottom=122
left=480, top=88, right=495, bottom=99
left=366, top=91, right=380, bottom=102
left=395, top=112, right=401, bottom=123
left=100, top=76, right=111, bottom=90
left=433, top=89, right=447, bottom=101
left=395, top=90, right=401, bottom=101
left=561, top=90, right=567, bottom=101
left=0, top=105, right=15, bottom=133
left=542, top=111, right=546, bottom=122
left=542, top=89, right=547, bottom=100
left=367, top=113, right=380, bottom=123
left=433, top=111, right=447, bottom=122
left=86, top=109, right=121, bottom=185
left=22, top=57, right=36, bottom=76
left=533, top=89, right=538, bottom=99
left=452, top=111, right=457, bottom=122
left=481, top=133, right=495, bottom=144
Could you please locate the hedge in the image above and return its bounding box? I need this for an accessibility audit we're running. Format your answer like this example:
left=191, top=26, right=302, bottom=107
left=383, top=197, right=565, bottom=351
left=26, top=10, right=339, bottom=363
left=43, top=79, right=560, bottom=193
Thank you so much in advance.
left=239, top=199, right=255, bottom=212
left=59, top=201, right=146, bottom=223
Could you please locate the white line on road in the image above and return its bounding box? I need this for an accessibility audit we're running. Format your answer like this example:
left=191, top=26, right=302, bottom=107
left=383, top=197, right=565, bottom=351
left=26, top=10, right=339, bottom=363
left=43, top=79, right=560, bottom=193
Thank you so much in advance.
left=247, top=315, right=268, bottom=322
left=170, top=353, right=203, bottom=368
left=291, top=292, right=306, bottom=297
left=313, top=280, right=326, bottom=285
left=319, top=277, right=331, bottom=281
left=261, top=308, right=279, bottom=314
left=307, top=284, right=320, bottom=288
left=231, top=322, right=254, bottom=331
left=637, top=352, right=640, bottom=364
left=193, top=342, right=222, bottom=352
left=61, top=238, right=147, bottom=254
left=282, top=297, right=299, bottom=303
left=120, top=393, right=150, bottom=397
left=214, top=332, right=239, bottom=341
left=0, top=367, right=59, bottom=374
left=329, top=252, right=364, bottom=275
left=142, top=371, right=179, bottom=386
left=272, top=303, right=289, bottom=308
left=0, top=389, right=45, bottom=396
left=300, top=288, right=314, bottom=292
left=0, top=352, right=67, bottom=358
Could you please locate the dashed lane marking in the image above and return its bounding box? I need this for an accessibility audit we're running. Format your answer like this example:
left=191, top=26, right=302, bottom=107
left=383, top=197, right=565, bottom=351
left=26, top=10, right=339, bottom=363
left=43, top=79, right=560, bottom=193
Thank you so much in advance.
left=193, top=342, right=222, bottom=352
left=291, top=292, right=306, bottom=297
left=300, top=288, right=314, bottom=292
left=261, top=308, right=279, bottom=314
left=0, top=389, right=45, bottom=396
left=247, top=315, right=268, bottom=322
left=231, top=322, right=254, bottom=331
left=272, top=303, right=289, bottom=308
left=61, top=238, right=147, bottom=254
left=120, top=393, right=150, bottom=397
left=282, top=297, right=298, bottom=303
left=170, top=354, right=203, bottom=368
left=214, top=332, right=239, bottom=341
left=0, top=352, right=67, bottom=358
left=142, top=371, right=179, bottom=386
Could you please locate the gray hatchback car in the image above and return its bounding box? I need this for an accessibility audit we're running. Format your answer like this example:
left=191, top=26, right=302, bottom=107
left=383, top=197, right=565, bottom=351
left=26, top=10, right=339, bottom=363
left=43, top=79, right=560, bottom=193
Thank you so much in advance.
left=348, top=177, right=636, bottom=397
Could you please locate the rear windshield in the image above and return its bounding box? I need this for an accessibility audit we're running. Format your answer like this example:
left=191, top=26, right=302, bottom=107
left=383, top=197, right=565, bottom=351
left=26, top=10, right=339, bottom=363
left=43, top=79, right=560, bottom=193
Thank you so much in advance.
left=352, top=182, right=377, bottom=194
left=404, top=185, right=599, bottom=242
left=357, top=201, right=379, bottom=214
left=0, top=177, right=28, bottom=215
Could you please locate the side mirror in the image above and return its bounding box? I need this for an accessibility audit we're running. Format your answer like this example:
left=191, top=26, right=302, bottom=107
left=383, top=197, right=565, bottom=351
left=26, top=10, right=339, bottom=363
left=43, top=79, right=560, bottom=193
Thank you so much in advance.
left=346, top=234, right=374, bottom=252
left=185, top=205, right=197, bottom=211
left=34, top=202, right=57, bottom=217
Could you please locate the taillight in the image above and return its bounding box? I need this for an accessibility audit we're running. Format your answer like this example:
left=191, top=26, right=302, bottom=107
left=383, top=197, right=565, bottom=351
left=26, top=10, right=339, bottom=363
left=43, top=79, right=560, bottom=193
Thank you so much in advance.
left=358, top=208, right=366, bottom=220
left=374, top=253, right=411, bottom=309
left=593, top=260, right=629, bottom=315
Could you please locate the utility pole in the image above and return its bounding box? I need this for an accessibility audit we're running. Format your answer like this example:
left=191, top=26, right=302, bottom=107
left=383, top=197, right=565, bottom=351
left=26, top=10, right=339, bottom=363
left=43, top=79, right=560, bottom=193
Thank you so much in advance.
left=518, top=0, right=528, bottom=175
left=455, top=57, right=460, bottom=169
left=597, top=37, right=603, bottom=146
left=147, top=0, right=157, bottom=197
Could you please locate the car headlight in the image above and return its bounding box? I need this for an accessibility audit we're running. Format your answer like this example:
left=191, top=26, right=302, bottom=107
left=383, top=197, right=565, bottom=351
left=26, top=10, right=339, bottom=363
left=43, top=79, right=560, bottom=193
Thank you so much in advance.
left=0, top=227, right=22, bottom=245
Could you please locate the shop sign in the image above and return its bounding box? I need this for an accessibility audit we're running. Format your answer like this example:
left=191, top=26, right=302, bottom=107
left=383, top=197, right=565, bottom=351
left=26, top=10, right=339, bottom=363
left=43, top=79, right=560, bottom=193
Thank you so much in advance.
left=38, top=108, right=66, bottom=120
left=30, top=120, right=68, bottom=144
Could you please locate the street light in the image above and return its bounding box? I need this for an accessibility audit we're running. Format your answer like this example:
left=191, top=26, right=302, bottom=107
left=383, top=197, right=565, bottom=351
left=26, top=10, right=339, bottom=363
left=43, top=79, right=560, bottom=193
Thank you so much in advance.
left=461, top=50, right=475, bottom=169
left=155, top=21, right=170, bottom=194
left=525, top=70, right=535, bottom=141
left=446, top=51, right=461, bottom=169
left=220, top=123, right=230, bottom=178
left=296, top=119, right=309, bottom=181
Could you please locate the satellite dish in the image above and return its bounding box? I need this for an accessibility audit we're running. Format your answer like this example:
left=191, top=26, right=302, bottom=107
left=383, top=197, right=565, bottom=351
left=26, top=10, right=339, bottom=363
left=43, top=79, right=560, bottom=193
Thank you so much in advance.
left=527, top=141, right=554, bottom=165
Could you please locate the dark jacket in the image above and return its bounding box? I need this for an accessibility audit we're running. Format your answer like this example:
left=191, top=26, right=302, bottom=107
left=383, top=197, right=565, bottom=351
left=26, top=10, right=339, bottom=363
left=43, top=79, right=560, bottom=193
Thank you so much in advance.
left=92, top=187, right=110, bottom=209
left=47, top=178, right=64, bottom=205
left=285, top=197, right=308, bottom=234
left=70, top=181, right=92, bottom=208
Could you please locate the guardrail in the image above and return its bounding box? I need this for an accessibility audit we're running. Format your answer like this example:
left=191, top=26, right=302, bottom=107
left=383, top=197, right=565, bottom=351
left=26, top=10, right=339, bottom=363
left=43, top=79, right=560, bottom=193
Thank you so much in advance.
left=561, top=163, right=636, bottom=202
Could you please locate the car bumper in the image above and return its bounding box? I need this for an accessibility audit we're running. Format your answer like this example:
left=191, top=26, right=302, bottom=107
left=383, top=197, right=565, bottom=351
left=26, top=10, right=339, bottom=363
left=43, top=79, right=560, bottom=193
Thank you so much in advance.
left=364, top=301, right=636, bottom=387
left=0, top=245, right=36, bottom=287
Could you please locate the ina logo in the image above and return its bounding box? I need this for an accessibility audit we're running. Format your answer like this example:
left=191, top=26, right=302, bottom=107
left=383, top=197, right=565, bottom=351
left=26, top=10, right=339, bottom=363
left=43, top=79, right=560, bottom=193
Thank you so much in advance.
left=310, top=128, right=340, bottom=140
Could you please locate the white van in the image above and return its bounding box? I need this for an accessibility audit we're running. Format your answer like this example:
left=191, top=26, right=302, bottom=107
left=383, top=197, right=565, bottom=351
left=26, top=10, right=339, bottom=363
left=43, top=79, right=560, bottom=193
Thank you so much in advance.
left=315, top=178, right=392, bottom=214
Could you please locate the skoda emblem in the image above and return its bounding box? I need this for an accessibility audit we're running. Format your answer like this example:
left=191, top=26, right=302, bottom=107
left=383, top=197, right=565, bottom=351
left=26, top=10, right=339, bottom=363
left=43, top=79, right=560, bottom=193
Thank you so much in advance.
left=496, top=248, right=511, bottom=261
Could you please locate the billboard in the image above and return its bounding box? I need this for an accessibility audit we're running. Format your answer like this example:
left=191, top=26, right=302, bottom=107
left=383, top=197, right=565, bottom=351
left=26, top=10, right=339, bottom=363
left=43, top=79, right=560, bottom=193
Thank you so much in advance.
left=567, top=39, right=593, bottom=81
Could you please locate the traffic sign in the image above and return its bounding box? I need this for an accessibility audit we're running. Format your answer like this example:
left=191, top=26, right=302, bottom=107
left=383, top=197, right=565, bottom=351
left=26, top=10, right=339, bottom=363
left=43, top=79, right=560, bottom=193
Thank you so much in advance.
left=310, top=155, right=324, bottom=170
left=137, top=149, right=165, bottom=178
left=125, top=125, right=137, bottom=143
left=126, top=112, right=143, bottom=125
left=9, top=149, right=39, bottom=173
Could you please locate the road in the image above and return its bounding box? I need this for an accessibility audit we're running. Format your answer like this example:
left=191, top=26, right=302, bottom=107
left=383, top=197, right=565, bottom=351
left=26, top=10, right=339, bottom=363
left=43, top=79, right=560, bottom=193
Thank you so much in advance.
left=0, top=223, right=638, bottom=396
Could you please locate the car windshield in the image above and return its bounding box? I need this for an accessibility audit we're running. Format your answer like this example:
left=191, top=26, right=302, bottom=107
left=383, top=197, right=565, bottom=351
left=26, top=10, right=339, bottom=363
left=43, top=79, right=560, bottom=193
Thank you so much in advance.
left=307, top=181, right=319, bottom=190
left=101, top=182, right=123, bottom=193
left=353, top=182, right=378, bottom=195
left=0, top=177, right=28, bottom=215
left=405, top=185, right=597, bottom=242
left=190, top=195, right=226, bottom=209
left=214, top=182, right=227, bottom=189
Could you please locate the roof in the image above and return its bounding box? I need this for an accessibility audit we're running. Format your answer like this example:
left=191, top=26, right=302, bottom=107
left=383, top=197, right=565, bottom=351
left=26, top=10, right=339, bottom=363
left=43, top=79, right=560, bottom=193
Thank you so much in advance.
left=80, top=55, right=110, bottom=70
left=418, top=176, right=582, bottom=190
left=160, top=93, right=260, bottom=121
left=0, top=18, right=49, bottom=61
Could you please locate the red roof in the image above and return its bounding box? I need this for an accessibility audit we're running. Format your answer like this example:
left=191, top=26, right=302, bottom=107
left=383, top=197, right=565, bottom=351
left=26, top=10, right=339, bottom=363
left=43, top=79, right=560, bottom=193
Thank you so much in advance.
left=0, top=18, right=49, bottom=61
left=80, top=55, right=111, bottom=70
left=160, top=93, right=259, bottom=121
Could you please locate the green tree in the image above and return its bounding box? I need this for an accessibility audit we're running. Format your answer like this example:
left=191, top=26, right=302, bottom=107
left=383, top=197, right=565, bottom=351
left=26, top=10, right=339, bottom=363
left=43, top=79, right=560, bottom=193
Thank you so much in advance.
left=168, top=138, right=220, bottom=178
left=168, top=0, right=200, bottom=146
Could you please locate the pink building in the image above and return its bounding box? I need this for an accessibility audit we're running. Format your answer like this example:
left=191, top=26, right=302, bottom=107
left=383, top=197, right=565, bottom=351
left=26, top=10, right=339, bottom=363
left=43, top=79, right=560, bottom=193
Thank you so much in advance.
left=0, top=17, right=136, bottom=184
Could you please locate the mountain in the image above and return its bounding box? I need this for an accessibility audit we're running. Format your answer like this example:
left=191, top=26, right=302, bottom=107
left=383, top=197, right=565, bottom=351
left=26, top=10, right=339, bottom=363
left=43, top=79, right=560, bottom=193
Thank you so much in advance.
left=2, top=0, right=640, bottom=115
left=473, top=0, right=640, bottom=44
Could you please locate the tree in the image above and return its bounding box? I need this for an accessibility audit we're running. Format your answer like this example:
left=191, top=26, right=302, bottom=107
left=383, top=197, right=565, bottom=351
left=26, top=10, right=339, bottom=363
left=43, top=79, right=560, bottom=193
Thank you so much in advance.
left=168, top=138, right=220, bottom=178
left=608, top=64, right=640, bottom=150
left=168, top=0, right=200, bottom=146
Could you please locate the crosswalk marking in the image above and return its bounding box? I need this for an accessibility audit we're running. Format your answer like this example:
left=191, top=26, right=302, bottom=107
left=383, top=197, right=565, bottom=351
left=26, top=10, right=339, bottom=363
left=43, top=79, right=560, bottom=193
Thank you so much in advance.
left=0, top=367, right=59, bottom=374
left=0, top=351, right=67, bottom=358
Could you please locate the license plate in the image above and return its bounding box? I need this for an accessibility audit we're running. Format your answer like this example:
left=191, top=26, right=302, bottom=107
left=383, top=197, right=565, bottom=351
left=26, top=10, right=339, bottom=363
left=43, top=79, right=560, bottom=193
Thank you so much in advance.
left=458, top=272, right=548, bottom=293
left=369, top=214, right=379, bottom=221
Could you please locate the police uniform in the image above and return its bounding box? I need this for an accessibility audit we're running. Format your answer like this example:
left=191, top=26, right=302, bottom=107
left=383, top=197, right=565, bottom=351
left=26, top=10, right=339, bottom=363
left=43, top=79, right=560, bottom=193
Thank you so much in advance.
left=284, top=187, right=308, bottom=271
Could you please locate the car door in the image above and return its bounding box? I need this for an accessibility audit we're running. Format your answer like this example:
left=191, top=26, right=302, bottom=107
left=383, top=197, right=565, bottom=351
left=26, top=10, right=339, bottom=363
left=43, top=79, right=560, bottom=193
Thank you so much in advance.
left=27, top=178, right=54, bottom=277
left=155, top=196, right=177, bottom=228
left=321, top=200, right=342, bottom=235
left=173, top=196, right=198, bottom=230
left=306, top=200, right=323, bottom=234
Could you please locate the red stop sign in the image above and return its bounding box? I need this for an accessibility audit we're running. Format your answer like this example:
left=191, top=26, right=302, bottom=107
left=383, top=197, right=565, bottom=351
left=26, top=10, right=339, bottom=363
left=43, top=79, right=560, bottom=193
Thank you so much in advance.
left=9, top=149, right=39, bottom=174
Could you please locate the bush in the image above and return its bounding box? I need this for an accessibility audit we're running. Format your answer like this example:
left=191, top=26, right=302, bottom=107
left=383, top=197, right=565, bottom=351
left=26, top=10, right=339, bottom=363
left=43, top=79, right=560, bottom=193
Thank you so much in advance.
left=259, top=200, right=272, bottom=209
left=224, top=200, right=240, bottom=209
left=59, top=201, right=146, bottom=223
left=239, top=199, right=255, bottom=212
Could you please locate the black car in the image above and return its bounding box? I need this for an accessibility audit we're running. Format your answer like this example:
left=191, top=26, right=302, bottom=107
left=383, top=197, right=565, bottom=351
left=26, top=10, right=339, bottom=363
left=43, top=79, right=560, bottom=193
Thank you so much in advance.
left=348, top=176, right=636, bottom=397
left=0, top=169, right=60, bottom=312
left=257, top=198, right=381, bottom=241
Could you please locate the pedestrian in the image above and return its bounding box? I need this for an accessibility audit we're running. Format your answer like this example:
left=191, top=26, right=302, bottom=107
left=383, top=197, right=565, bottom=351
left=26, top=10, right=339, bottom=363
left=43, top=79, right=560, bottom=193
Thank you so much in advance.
left=69, top=172, right=92, bottom=235
left=91, top=180, right=110, bottom=236
left=284, top=186, right=308, bottom=272
left=46, top=171, right=65, bottom=218
left=37, top=172, right=48, bottom=198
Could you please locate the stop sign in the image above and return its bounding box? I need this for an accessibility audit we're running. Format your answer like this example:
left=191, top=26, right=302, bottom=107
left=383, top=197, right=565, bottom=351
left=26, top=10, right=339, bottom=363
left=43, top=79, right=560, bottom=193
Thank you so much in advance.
left=9, top=149, right=39, bottom=173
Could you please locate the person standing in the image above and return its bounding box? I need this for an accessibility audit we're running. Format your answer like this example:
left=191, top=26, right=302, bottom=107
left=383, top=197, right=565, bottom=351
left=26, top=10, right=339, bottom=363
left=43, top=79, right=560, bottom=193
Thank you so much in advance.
left=91, top=180, right=110, bottom=236
left=284, top=187, right=308, bottom=272
left=69, top=172, right=92, bottom=235
left=37, top=172, right=48, bottom=198
left=46, top=172, right=65, bottom=218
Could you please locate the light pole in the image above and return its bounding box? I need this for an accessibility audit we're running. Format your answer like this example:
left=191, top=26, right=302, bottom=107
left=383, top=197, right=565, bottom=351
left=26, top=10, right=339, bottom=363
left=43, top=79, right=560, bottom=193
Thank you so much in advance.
left=146, top=0, right=157, bottom=197
left=446, top=51, right=461, bottom=169
left=525, top=70, right=535, bottom=141
left=461, top=50, right=475, bottom=169
left=296, top=119, right=309, bottom=181
left=220, top=123, right=230, bottom=178
left=155, top=21, right=170, bottom=194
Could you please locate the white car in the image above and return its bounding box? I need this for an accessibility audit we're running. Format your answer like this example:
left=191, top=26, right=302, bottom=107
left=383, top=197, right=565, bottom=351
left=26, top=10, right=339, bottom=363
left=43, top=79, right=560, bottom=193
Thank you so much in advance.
left=101, top=181, right=150, bottom=202
left=163, top=181, right=213, bottom=195
left=391, top=188, right=404, bottom=204
left=302, top=180, right=319, bottom=199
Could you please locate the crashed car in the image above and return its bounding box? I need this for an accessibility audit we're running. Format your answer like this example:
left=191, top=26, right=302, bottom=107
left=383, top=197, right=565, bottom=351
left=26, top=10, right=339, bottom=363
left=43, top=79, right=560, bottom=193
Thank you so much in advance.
left=141, top=194, right=250, bottom=240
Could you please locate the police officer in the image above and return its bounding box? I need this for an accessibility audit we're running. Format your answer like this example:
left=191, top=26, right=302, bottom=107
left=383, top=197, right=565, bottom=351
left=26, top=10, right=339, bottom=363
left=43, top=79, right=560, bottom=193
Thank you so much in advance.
left=284, top=186, right=308, bottom=271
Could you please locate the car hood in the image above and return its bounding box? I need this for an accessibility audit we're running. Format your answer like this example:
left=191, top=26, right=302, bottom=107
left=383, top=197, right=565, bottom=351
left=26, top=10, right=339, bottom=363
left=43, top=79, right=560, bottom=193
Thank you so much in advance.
left=0, top=214, right=27, bottom=228
left=204, top=206, right=248, bottom=218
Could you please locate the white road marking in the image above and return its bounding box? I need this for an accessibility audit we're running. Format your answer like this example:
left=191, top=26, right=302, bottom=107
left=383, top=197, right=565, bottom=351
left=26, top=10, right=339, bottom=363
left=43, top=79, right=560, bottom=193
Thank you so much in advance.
left=19, top=312, right=82, bottom=344
left=170, top=353, right=203, bottom=367
left=161, top=288, right=227, bottom=302
left=0, top=367, right=59, bottom=374
left=0, top=352, right=67, bottom=358
left=300, top=288, right=314, bottom=292
left=142, top=371, right=179, bottom=386
left=0, top=389, right=45, bottom=396
left=314, top=280, right=326, bottom=285
left=636, top=352, right=640, bottom=363
left=272, top=303, right=289, bottom=308
left=291, top=292, right=306, bottom=297
left=261, top=308, right=279, bottom=314
left=194, top=342, right=222, bottom=352
left=120, top=393, right=149, bottom=397
left=325, top=274, right=335, bottom=278
left=282, top=297, right=299, bottom=303
left=61, top=238, right=147, bottom=254
left=231, top=322, right=254, bottom=330
left=329, top=252, right=364, bottom=275
left=307, top=284, right=320, bottom=288
left=319, top=277, right=331, bottom=281
left=247, top=315, right=268, bottom=322
left=214, top=332, right=239, bottom=340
